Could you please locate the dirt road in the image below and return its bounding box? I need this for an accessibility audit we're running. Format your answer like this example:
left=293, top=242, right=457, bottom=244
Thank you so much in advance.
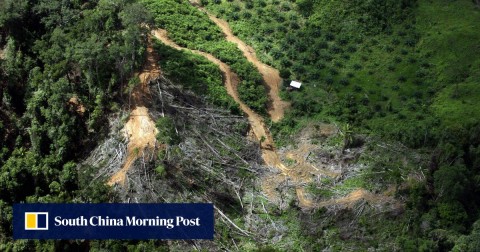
left=197, top=8, right=290, bottom=122
left=153, top=29, right=288, bottom=173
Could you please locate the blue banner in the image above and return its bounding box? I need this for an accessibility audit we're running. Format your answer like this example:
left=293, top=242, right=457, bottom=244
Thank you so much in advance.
left=14, top=203, right=214, bottom=240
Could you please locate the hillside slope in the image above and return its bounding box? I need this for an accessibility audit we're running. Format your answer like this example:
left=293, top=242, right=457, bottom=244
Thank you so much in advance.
left=0, top=0, right=479, bottom=251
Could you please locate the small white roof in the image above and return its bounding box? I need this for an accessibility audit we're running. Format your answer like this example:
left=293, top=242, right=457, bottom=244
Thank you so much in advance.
left=290, top=80, right=302, bottom=88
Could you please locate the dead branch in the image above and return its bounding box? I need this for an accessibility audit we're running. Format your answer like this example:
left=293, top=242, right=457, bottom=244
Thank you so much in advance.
left=214, top=205, right=252, bottom=237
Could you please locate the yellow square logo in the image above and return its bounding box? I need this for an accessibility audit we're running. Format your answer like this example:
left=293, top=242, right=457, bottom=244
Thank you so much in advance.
left=25, top=212, right=48, bottom=230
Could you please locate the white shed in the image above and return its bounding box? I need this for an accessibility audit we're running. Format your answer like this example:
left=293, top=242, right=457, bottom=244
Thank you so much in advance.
left=290, top=80, right=302, bottom=89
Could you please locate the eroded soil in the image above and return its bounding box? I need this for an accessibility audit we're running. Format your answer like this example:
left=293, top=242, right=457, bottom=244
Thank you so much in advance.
left=108, top=38, right=160, bottom=186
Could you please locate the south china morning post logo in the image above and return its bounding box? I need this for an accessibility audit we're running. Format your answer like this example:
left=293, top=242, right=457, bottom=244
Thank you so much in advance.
left=53, top=215, right=200, bottom=229
left=24, top=212, right=48, bottom=230
left=14, top=203, right=214, bottom=239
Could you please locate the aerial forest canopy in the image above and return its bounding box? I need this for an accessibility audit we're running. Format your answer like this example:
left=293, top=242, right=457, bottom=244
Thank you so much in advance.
left=0, top=0, right=152, bottom=248
left=1, top=0, right=480, bottom=250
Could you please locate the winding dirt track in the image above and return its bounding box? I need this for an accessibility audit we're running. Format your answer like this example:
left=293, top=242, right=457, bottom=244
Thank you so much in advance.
left=198, top=8, right=290, bottom=122
left=153, top=30, right=288, bottom=177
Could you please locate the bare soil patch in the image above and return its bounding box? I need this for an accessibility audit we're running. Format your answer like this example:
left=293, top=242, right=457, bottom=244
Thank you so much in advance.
left=108, top=38, right=160, bottom=186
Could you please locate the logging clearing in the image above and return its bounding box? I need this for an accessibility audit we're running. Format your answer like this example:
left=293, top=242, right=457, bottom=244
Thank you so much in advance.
left=106, top=1, right=398, bottom=209
left=152, top=29, right=395, bottom=209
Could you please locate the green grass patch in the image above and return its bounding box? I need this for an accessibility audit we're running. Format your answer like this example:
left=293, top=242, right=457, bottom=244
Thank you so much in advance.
left=333, top=176, right=372, bottom=195
left=415, top=0, right=480, bottom=127
left=153, top=41, right=240, bottom=113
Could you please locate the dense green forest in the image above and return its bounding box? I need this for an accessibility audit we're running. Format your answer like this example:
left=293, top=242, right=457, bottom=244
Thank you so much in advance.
left=0, top=0, right=157, bottom=250
left=1, top=0, right=480, bottom=250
